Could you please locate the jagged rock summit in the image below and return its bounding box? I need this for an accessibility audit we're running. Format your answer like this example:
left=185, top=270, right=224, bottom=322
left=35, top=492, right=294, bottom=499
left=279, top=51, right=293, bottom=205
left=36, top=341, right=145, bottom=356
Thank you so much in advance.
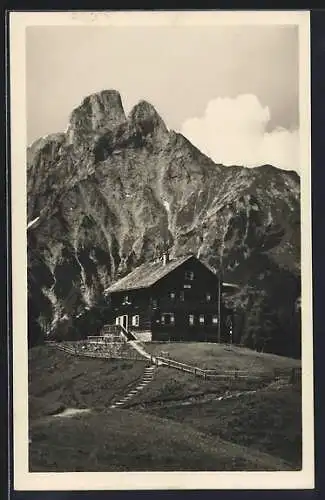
left=66, top=89, right=127, bottom=144
left=27, top=90, right=301, bottom=357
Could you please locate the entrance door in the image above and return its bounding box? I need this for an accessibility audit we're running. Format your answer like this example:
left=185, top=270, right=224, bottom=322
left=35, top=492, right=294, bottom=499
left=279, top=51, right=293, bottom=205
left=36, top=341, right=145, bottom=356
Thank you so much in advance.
left=121, top=315, right=128, bottom=331
left=115, top=315, right=128, bottom=330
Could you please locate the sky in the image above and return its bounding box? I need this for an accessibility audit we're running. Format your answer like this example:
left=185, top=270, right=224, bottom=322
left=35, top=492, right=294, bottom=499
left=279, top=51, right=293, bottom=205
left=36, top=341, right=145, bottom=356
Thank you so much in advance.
left=26, top=24, right=299, bottom=172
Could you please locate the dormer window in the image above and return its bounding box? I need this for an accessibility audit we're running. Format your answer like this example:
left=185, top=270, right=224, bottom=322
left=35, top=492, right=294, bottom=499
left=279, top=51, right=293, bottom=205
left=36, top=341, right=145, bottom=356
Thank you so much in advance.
left=122, top=294, right=131, bottom=305
left=185, top=270, right=194, bottom=281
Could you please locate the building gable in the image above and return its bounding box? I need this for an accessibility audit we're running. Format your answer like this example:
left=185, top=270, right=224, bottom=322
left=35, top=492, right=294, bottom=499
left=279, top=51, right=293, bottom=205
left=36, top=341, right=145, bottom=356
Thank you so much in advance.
left=105, top=254, right=217, bottom=294
left=150, top=255, right=219, bottom=292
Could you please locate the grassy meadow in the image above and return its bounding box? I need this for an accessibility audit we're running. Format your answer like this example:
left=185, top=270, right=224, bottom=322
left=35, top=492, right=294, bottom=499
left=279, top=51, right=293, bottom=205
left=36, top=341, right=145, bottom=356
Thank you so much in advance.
left=145, top=342, right=301, bottom=372
left=28, top=344, right=302, bottom=472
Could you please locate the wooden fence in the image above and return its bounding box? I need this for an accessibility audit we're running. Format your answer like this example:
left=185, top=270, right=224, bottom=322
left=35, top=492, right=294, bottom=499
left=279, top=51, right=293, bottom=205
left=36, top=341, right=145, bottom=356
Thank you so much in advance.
left=153, top=355, right=301, bottom=383
left=47, top=341, right=301, bottom=384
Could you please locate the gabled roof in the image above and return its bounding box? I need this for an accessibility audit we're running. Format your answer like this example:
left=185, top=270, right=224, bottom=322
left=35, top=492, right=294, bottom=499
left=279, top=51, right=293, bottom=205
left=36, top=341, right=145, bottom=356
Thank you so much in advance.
left=105, top=254, right=200, bottom=293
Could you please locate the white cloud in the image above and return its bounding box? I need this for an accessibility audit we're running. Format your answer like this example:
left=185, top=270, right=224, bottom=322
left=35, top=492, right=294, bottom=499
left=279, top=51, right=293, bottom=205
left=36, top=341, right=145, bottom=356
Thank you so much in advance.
left=180, top=94, right=299, bottom=173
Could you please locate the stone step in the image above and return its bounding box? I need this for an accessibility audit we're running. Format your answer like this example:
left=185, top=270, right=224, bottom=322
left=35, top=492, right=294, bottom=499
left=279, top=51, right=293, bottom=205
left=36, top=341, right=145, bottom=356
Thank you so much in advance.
left=110, top=366, right=156, bottom=409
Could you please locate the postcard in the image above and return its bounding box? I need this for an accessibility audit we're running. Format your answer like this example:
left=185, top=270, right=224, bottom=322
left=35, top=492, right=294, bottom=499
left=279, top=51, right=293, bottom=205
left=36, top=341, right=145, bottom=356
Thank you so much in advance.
left=9, top=10, right=313, bottom=491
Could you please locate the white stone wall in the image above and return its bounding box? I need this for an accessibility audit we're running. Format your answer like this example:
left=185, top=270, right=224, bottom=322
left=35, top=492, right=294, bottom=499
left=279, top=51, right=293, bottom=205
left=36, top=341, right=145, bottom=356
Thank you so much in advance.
left=132, top=330, right=152, bottom=342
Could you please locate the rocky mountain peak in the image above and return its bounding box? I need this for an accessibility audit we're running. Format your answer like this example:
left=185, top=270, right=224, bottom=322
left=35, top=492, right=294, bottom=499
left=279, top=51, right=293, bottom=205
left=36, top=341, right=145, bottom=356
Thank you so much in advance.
left=27, top=89, right=301, bottom=358
left=66, top=89, right=127, bottom=145
left=128, top=100, right=169, bottom=139
left=129, top=99, right=162, bottom=121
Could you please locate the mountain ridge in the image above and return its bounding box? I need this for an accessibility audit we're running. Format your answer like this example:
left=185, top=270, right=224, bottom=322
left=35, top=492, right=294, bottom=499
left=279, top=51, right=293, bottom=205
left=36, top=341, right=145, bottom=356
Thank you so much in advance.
left=27, top=90, right=301, bottom=357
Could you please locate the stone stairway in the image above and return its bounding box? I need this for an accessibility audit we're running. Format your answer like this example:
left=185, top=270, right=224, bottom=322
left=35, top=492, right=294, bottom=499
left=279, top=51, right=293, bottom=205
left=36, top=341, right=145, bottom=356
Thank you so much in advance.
left=110, top=365, right=156, bottom=409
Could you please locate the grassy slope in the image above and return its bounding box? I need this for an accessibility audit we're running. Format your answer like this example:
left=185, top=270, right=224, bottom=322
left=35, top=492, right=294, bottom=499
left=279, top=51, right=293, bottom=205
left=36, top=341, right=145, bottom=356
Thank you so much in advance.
left=145, top=342, right=301, bottom=372
left=127, top=366, right=270, bottom=407
left=28, top=345, right=147, bottom=419
left=29, top=345, right=302, bottom=471
left=123, top=365, right=302, bottom=469
left=131, top=382, right=302, bottom=468
left=29, top=408, right=291, bottom=472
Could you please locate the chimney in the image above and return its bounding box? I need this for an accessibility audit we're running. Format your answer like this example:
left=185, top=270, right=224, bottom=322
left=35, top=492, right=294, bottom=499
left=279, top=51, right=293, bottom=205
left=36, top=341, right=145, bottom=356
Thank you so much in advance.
left=162, top=249, right=169, bottom=266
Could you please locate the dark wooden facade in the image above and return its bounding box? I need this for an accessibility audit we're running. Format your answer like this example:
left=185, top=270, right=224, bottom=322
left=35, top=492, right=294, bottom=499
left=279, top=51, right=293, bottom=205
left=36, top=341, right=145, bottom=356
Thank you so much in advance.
left=106, top=255, right=234, bottom=342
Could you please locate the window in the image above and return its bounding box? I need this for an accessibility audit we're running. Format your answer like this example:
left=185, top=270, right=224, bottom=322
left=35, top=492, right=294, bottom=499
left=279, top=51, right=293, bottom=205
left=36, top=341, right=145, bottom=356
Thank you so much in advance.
left=152, top=299, right=158, bottom=309
left=170, top=292, right=176, bottom=300
left=132, top=315, right=139, bottom=327
left=206, top=293, right=212, bottom=302
left=212, top=315, right=218, bottom=325
left=180, top=291, right=185, bottom=301
left=199, top=314, right=205, bottom=325
left=122, top=295, right=130, bottom=305
left=161, top=313, right=175, bottom=326
left=185, top=270, right=194, bottom=280
left=184, top=284, right=191, bottom=289
left=189, top=314, right=194, bottom=326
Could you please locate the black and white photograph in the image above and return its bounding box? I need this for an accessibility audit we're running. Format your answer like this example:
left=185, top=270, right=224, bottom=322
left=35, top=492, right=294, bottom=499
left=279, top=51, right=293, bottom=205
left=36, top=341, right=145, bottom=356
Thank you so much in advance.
left=10, top=10, right=313, bottom=491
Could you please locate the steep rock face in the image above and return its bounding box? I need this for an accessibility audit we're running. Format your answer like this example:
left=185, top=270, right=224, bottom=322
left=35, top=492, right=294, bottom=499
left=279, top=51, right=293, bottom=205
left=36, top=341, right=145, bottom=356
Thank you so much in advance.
left=27, top=90, right=301, bottom=356
left=67, top=89, right=127, bottom=145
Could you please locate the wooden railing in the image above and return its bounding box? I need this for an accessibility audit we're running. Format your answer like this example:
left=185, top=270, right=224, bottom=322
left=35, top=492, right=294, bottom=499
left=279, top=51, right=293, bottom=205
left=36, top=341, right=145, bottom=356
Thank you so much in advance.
left=101, top=324, right=121, bottom=336
left=152, top=355, right=301, bottom=383
left=119, top=324, right=137, bottom=342
left=46, top=340, right=301, bottom=384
